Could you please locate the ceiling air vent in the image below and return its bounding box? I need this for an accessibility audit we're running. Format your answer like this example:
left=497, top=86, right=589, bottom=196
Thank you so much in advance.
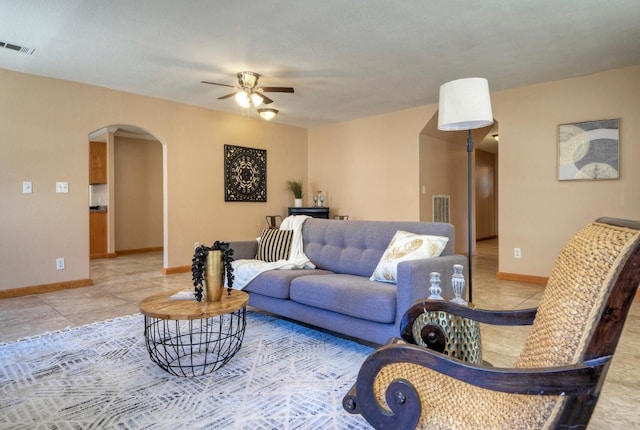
left=0, top=41, right=35, bottom=55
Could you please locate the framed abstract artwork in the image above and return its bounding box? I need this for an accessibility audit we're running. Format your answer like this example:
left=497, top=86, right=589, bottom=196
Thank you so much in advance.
left=224, top=144, right=267, bottom=202
left=558, top=118, right=619, bottom=181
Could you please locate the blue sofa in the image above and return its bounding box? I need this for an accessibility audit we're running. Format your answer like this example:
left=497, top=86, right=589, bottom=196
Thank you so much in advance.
left=231, top=218, right=466, bottom=344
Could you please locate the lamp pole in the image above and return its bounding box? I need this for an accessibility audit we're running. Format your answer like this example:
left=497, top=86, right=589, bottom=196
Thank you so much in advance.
left=437, top=77, right=493, bottom=305
left=466, top=129, right=474, bottom=303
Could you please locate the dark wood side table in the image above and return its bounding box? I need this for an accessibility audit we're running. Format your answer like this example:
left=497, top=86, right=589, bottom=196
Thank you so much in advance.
left=139, top=289, right=249, bottom=377
left=288, top=206, right=329, bottom=218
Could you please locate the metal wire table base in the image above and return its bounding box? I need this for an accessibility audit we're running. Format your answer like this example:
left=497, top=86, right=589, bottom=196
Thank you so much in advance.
left=144, top=307, right=246, bottom=377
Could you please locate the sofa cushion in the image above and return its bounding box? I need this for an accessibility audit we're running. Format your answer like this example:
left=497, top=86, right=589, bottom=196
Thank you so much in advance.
left=244, top=269, right=334, bottom=299
left=289, top=274, right=396, bottom=323
left=370, top=230, right=449, bottom=283
left=256, top=229, right=293, bottom=262
left=302, top=219, right=456, bottom=277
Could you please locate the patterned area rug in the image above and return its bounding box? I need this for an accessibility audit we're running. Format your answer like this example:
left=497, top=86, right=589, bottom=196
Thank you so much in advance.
left=0, top=311, right=375, bottom=429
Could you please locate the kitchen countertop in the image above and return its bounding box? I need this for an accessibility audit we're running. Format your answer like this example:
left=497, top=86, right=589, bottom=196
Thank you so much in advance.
left=90, top=206, right=108, bottom=213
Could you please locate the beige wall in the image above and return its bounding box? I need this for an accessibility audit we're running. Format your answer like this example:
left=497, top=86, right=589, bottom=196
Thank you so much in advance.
left=2, top=64, right=638, bottom=291
left=308, top=103, right=487, bottom=256
left=114, top=136, right=163, bottom=252
left=0, top=69, right=307, bottom=290
left=307, top=65, right=640, bottom=279
left=308, top=105, right=430, bottom=221
left=418, top=117, right=490, bottom=255
left=495, top=65, right=640, bottom=277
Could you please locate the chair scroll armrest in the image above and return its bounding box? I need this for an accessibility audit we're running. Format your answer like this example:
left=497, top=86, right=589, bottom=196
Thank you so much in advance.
left=344, top=340, right=423, bottom=430
left=346, top=340, right=611, bottom=430
left=371, top=341, right=610, bottom=395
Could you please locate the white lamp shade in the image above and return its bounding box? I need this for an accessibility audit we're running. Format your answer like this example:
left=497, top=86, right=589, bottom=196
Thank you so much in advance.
left=438, top=77, right=494, bottom=131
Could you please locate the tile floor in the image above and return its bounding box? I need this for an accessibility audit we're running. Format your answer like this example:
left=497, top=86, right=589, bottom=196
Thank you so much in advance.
left=0, top=240, right=638, bottom=428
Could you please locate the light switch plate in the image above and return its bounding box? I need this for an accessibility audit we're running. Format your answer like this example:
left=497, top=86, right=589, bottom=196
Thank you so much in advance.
left=23, top=181, right=33, bottom=194
left=56, top=181, right=69, bottom=193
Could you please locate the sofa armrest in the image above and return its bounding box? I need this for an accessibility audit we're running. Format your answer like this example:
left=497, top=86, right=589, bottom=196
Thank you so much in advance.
left=227, top=240, right=258, bottom=260
left=395, top=254, right=468, bottom=329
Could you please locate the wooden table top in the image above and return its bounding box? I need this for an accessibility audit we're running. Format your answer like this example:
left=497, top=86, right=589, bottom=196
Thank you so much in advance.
left=139, top=289, right=249, bottom=320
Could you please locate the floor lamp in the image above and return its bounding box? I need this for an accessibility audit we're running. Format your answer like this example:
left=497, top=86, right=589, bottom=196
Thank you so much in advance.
left=437, top=77, right=494, bottom=303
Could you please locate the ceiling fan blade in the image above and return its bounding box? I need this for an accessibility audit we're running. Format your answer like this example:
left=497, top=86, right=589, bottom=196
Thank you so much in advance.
left=201, top=80, right=237, bottom=89
left=218, top=91, right=238, bottom=100
left=260, top=87, right=295, bottom=93
left=256, top=93, right=274, bottom=104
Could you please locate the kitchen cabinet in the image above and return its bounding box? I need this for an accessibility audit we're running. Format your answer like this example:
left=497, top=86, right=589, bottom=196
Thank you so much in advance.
left=90, top=210, right=108, bottom=259
left=89, top=141, right=107, bottom=184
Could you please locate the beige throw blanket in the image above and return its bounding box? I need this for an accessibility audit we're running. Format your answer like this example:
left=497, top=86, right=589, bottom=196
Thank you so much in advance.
left=230, top=215, right=315, bottom=290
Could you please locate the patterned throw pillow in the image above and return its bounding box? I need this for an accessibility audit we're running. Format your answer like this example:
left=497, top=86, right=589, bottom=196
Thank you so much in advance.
left=256, top=229, right=294, bottom=262
left=370, top=230, right=449, bottom=283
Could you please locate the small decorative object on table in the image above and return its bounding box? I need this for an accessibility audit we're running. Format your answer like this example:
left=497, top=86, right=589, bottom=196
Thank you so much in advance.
left=450, top=263, right=468, bottom=305
left=192, top=241, right=235, bottom=302
left=287, top=180, right=304, bottom=207
left=415, top=266, right=481, bottom=362
left=428, top=271, right=443, bottom=300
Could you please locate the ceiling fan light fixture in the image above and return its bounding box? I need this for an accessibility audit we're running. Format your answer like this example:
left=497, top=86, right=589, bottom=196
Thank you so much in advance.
left=258, top=108, right=278, bottom=120
left=203, top=71, right=294, bottom=112
left=250, top=92, right=264, bottom=107
left=235, top=91, right=251, bottom=108
left=238, top=71, right=259, bottom=88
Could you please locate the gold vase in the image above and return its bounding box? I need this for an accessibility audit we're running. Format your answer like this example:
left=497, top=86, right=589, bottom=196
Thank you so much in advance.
left=204, top=250, right=224, bottom=302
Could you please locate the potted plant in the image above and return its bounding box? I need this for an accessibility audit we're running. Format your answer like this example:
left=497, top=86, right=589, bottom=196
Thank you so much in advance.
left=287, top=180, right=304, bottom=207
left=192, top=241, right=234, bottom=302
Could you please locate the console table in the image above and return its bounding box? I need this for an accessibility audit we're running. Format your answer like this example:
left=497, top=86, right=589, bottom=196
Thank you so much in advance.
left=288, top=206, right=329, bottom=218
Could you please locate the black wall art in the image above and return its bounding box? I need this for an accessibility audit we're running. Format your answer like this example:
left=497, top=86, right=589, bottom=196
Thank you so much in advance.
left=224, top=144, right=267, bottom=202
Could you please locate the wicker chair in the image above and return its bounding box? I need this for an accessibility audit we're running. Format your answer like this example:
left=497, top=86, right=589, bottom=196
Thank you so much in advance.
left=343, top=217, right=640, bottom=429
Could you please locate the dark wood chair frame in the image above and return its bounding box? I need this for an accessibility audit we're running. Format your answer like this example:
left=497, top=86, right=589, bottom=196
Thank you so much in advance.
left=265, top=215, right=283, bottom=229
left=343, top=217, right=640, bottom=430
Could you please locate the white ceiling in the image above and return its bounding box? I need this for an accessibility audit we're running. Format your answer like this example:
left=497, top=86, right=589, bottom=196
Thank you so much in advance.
left=1, top=1, right=639, bottom=129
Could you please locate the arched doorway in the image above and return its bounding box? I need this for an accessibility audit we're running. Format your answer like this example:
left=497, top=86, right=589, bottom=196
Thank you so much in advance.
left=418, top=117, right=499, bottom=257
left=88, top=125, right=167, bottom=270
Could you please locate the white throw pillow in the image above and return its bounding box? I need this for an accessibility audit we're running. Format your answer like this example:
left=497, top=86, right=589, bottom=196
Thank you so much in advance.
left=370, top=230, right=449, bottom=283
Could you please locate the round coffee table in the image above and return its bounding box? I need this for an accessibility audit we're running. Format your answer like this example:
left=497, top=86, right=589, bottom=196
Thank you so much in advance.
left=139, top=289, right=249, bottom=377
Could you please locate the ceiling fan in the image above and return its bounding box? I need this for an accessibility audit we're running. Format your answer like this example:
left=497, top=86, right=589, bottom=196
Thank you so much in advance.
left=201, top=71, right=294, bottom=113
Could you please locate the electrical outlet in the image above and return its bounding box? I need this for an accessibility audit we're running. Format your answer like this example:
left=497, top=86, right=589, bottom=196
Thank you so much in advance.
left=514, top=248, right=522, bottom=259
left=23, top=181, right=33, bottom=194
left=56, top=258, right=65, bottom=270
